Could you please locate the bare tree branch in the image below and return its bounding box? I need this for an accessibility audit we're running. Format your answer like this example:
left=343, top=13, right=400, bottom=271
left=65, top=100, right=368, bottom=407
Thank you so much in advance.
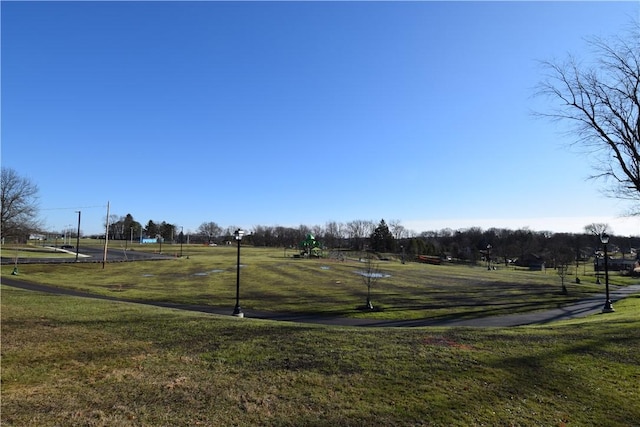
left=534, top=22, right=640, bottom=211
left=1, top=167, right=41, bottom=240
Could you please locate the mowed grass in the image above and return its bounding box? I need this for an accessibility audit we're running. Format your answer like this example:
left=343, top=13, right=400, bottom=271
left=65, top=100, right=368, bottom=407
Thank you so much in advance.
left=1, top=244, right=77, bottom=259
left=1, top=245, right=634, bottom=321
left=2, top=285, right=639, bottom=426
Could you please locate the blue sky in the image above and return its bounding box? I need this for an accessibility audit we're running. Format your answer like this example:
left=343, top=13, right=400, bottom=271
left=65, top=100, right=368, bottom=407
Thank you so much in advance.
left=2, top=1, right=640, bottom=236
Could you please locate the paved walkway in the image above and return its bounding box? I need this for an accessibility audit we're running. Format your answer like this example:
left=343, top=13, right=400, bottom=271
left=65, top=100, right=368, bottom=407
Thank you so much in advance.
left=2, top=277, right=640, bottom=328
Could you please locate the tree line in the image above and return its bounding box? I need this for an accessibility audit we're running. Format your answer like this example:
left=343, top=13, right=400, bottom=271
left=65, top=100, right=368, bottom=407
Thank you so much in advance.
left=1, top=167, right=638, bottom=270
left=103, top=214, right=639, bottom=268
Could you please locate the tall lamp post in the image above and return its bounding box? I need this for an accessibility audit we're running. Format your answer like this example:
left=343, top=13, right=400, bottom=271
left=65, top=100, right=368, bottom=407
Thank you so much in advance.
left=232, top=229, right=245, bottom=318
left=180, top=226, right=184, bottom=258
left=487, top=244, right=492, bottom=270
left=75, top=211, right=81, bottom=262
left=600, top=233, right=615, bottom=313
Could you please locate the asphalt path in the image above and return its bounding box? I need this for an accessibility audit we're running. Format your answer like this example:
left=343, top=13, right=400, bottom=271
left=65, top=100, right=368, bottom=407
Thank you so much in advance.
left=2, top=276, right=640, bottom=328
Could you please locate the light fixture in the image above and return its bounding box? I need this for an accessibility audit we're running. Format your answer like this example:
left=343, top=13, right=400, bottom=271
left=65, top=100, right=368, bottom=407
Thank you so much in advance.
left=600, top=233, right=614, bottom=313
left=233, top=229, right=245, bottom=317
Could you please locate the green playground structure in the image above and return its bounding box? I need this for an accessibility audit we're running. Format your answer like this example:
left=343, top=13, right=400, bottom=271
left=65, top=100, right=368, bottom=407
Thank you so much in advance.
left=299, top=234, right=322, bottom=257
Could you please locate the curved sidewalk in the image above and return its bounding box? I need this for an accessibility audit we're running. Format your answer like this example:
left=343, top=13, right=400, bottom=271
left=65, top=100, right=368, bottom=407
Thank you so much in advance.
left=2, top=277, right=640, bottom=328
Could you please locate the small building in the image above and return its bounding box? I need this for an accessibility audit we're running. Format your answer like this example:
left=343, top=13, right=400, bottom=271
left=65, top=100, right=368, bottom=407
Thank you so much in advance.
left=141, top=236, right=164, bottom=244
left=594, top=257, right=638, bottom=272
left=514, top=253, right=545, bottom=270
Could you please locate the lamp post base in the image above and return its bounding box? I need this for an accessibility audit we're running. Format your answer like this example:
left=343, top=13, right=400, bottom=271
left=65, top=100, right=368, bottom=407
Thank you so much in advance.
left=602, top=301, right=615, bottom=313
left=232, top=306, right=244, bottom=318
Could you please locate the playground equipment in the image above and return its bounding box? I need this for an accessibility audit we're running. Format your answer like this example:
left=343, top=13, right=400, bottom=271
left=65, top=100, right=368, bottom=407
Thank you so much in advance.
left=299, top=234, right=322, bottom=258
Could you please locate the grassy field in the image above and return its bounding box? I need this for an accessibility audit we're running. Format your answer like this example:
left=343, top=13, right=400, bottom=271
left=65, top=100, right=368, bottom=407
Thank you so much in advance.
left=1, top=243, right=634, bottom=321
left=2, top=284, right=639, bottom=426
left=1, top=244, right=78, bottom=259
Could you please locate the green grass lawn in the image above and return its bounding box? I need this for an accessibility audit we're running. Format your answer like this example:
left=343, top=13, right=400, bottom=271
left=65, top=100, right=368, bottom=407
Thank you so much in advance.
left=0, top=244, right=78, bottom=259
left=1, top=245, right=634, bottom=321
left=2, top=285, right=639, bottom=426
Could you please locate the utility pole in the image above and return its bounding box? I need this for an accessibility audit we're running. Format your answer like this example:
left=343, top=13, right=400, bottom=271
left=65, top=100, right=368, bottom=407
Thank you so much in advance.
left=102, top=201, right=110, bottom=269
left=75, top=210, right=81, bottom=262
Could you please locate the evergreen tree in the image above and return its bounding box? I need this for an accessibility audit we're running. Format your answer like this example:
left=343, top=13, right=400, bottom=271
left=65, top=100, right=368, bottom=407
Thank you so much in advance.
left=370, top=219, right=394, bottom=252
left=145, top=220, right=158, bottom=238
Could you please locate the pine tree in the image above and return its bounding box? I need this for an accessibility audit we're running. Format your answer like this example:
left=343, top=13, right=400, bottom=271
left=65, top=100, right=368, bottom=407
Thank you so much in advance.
left=370, top=219, right=394, bottom=252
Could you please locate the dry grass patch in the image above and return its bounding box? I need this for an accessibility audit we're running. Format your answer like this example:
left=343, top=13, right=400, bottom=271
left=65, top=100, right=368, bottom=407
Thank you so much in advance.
left=2, top=286, right=639, bottom=426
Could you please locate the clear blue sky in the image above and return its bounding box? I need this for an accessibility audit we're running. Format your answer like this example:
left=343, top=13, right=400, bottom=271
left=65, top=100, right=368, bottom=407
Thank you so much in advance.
left=2, top=1, right=640, bottom=236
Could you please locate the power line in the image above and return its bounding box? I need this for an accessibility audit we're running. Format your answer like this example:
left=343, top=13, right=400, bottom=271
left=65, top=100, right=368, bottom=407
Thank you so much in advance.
left=40, top=205, right=107, bottom=211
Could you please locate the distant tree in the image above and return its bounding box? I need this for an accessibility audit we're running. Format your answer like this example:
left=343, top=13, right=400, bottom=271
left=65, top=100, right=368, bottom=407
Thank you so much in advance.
left=159, top=221, right=176, bottom=241
left=310, top=224, right=324, bottom=244
left=406, top=237, right=436, bottom=257
left=458, top=227, right=483, bottom=262
left=275, top=225, right=299, bottom=248
left=324, top=221, right=345, bottom=248
left=122, top=214, right=142, bottom=240
left=222, top=226, right=242, bottom=242
left=536, top=22, right=640, bottom=208
left=250, top=225, right=267, bottom=246
left=370, top=219, right=394, bottom=252
left=347, top=219, right=374, bottom=250
left=107, top=214, right=120, bottom=239
left=388, top=219, right=407, bottom=240
left=198, top=221, right=222, bottom=244
left=144, top=220, right=158, bottom=238
left=573, top=233, right=588, bottom=283
left=489, top=228, right=515, bottom=266
left=1, top=167, right=40, bottom=240
left=295, top=224, right=311, bottom=245
left=513, top=228, right=535, bottom=262
left=108, top=213, right=141, bottom=240
left=553, top=240, right=575, bottom=295
left=547, top=233, right=573, bottom=268
left=584, top=223, right=610, bottom=237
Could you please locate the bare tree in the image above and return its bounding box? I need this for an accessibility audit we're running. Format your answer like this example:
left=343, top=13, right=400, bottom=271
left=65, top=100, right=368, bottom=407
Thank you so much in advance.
left=198, top=221, right=222, bottom=244
left=536, top=22, right=640, bottom=208
left=557, top=262, right=572, bottom=295
left=347, top=219, right=374, bottom=250
left=584, top=223, right=611, bottom=237
left=1, top=167, right=40, bottom=240
left=324, top=221, right=345, bottom=248
left=359, top=253, right=382, bottom=310
left=388, top=219, right=407, bottom=240
left=548, top=233, right=575, bottom=294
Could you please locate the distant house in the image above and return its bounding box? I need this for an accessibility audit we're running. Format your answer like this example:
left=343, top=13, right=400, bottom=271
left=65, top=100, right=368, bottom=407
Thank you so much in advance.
left=594, top=257, right=638, bottom=272
left=514, top=253, right=545, bottom=270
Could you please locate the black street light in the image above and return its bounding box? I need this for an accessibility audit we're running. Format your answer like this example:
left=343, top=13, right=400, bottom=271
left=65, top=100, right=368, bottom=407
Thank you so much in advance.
left=232, top=228, right=245, bottom=318
left=487, top=244, right=492, bottom=270
left=75, top=211, right=81, bottom=262
left=600, top=233, right=615, bottom=313
left=180, top=226, right=184, bottom=258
